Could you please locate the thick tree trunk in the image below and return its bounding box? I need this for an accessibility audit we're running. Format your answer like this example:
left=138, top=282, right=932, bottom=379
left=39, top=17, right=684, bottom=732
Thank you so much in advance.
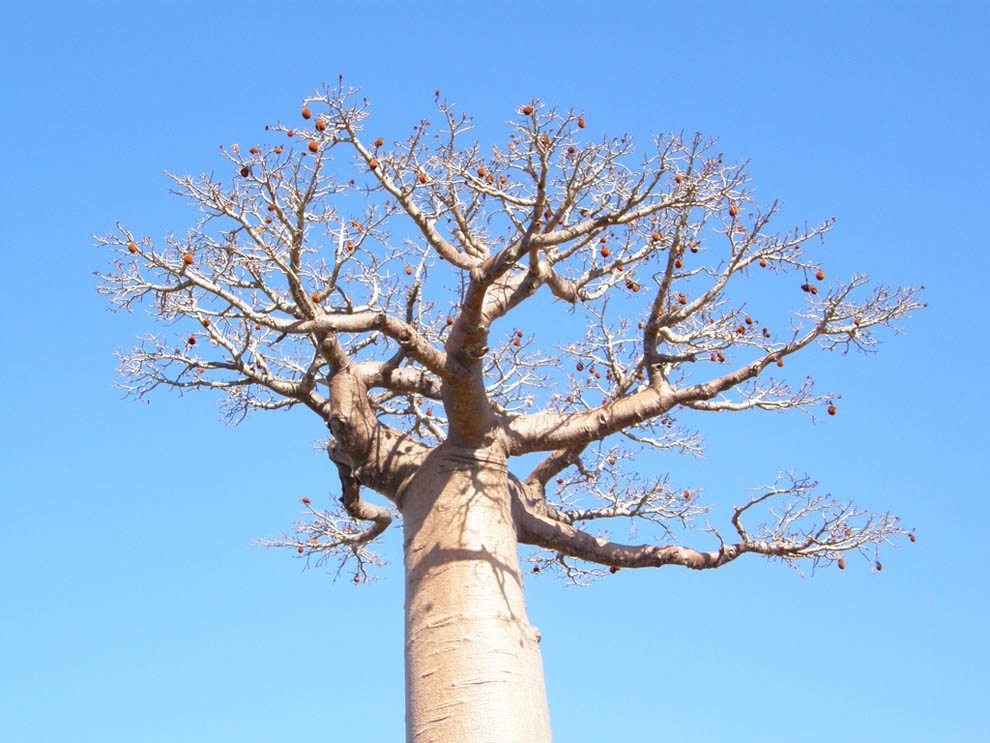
left=399, top=443, right=552, bottom=743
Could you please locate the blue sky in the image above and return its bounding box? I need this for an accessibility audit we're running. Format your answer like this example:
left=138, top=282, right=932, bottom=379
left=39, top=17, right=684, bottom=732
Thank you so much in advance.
left=1, top=2, right=987, bottom=740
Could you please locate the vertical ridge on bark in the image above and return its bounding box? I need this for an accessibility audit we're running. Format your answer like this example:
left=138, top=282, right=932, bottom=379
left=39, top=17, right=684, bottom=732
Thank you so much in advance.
left=400, top=444, right=552, bottom=743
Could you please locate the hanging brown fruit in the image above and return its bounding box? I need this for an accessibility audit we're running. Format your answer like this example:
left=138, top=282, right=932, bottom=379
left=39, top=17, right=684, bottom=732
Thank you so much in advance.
left=308, top=140, right=319, bottom=153
left=301, top=107, right=312, bottom=119
left=522, top=105, right=533, bottom=115
left=609, top=565, right=620, bottom=574
left=249, top=146, right=259, bottom=155
left=127, top=241, right=138, bottom=253
left=827, top=404, right=837, bottom=416
left=876, top=561, right=883, bottom=572
left=577, top=117, right=586, bottom=129
left=374, top=137, right=384, bottom=148
left=315, top=119, right=327, bottom=132
left=301, top=497, right=311, bottom=505
left=182, top=253, right=194, bottom=265
left=369, top=159, right=379, bottom=170
left=816, top=269, right=825, bottom=281
left=776, top=358, right=784, bottom=367
left=728, top=202, right=739, bottom=217
left=837, top=558, right=846, bottom=570
left=909, top=534, right=917, bottom=543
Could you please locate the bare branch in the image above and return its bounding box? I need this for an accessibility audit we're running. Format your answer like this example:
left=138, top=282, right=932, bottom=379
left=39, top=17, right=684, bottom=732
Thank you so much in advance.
left=515, top=472, right=907, bottom=579
left=100, top=86, right=922, bottom=583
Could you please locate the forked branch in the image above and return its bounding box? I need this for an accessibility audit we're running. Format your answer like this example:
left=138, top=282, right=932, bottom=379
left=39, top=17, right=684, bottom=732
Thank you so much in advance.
left=515, top=473, right=906, bottom=581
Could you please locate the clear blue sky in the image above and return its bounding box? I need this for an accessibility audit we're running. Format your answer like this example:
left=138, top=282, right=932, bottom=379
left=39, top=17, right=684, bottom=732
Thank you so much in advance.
left=2, top=2, right=986, bottom=740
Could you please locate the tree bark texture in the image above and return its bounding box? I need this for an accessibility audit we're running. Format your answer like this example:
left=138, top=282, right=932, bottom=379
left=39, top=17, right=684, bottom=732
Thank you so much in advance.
left=400, top=443, right=552, bottom=743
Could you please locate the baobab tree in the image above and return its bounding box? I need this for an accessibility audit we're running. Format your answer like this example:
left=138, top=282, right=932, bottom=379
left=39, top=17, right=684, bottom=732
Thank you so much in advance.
left=97, top=80, right=922, bottom=743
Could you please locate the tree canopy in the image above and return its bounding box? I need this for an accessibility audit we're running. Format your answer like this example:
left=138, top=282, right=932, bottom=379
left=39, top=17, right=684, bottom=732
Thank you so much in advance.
left=97, top=81, right=923, bottom=583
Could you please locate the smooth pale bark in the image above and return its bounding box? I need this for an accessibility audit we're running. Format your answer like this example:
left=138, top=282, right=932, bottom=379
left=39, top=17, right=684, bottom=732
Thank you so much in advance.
left=399, top=443, right=551, bottom=743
